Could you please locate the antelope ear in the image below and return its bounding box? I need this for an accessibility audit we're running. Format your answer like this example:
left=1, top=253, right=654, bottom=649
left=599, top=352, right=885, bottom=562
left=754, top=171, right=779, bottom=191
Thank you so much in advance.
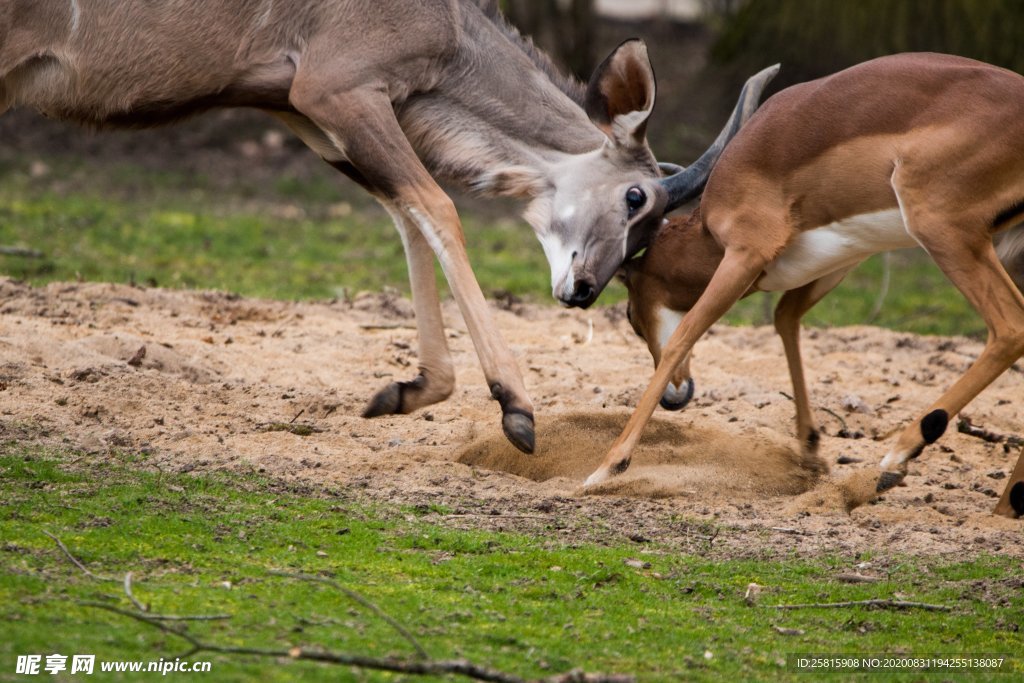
left=585, top=39, right=657, bottom=149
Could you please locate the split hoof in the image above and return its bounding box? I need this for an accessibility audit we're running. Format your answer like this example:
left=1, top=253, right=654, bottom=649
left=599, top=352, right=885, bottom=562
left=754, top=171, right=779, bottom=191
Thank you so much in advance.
left=660, top=378, right=695, bottom=412
left=1012, top=482, right=1024, bottom=517
left=362, top=382, right=403, bottom=418
left=502, top=411, right=535, bottom=455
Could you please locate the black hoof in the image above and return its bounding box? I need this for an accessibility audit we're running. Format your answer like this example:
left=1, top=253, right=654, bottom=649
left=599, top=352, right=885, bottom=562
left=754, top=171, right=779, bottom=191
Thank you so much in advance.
left=876, top=471, right=904, bottom=493
left=1010, top=482, right=1024, bottom=517
left=659, top=378, right=695, bottom=412
left=502, top=411, right=535, bottom=455
left=362, top=382, right=403, bottom=418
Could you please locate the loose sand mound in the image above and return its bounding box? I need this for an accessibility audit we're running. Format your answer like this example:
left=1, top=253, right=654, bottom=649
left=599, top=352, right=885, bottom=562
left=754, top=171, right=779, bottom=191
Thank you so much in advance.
left=1, top=278, right=1021, bottom=558
left=458, top=411, right=827, bottom=500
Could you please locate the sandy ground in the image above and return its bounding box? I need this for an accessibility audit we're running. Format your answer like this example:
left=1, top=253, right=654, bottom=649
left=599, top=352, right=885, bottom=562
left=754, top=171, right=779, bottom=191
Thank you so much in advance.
left=1, top=278, right=1022, bottom=560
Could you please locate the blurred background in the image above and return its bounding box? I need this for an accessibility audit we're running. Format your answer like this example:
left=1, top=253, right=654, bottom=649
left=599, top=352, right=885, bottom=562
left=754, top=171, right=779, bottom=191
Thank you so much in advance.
left=2, top=0, right=1022, bottom=336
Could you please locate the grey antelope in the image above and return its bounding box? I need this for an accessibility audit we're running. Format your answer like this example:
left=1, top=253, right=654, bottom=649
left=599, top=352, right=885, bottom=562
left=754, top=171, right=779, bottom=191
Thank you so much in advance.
left=0, top=1, right=770, bottom=453
left=596, top=53, right=1024, bottom=517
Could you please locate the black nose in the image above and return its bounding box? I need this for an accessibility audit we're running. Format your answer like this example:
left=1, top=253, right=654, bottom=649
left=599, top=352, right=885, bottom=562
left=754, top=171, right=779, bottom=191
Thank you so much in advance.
left=568, top=279, right=597, bottom=308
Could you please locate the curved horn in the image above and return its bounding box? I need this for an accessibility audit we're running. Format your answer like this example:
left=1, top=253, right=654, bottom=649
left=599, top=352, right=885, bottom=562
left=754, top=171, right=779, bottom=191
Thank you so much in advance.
left=660, top=64, right=781, bottom=212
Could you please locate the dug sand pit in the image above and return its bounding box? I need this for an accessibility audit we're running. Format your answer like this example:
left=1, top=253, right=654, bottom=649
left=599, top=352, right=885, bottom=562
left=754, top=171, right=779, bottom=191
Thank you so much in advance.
left=458, top=411, right=828, bottom=500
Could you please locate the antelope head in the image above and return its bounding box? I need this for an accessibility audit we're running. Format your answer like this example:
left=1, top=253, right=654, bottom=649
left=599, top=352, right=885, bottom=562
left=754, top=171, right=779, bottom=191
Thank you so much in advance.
left=522, top=41, right=779, bottom=309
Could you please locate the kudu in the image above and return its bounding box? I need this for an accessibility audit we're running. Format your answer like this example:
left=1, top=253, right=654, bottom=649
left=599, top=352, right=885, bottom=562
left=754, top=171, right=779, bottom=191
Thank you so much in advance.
left=598, top=53, right=1024, bottom=518
left=0, top=0, right=767, bottom=453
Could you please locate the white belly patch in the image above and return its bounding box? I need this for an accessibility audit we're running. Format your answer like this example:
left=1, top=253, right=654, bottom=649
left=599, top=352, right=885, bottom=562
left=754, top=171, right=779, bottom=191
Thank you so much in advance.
left=757, top=209, right=917, bottom=292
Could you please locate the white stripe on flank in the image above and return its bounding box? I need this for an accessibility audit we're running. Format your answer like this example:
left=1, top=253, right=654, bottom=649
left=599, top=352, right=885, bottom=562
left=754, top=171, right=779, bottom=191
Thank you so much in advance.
left=758, top=209, right=916, bottom=292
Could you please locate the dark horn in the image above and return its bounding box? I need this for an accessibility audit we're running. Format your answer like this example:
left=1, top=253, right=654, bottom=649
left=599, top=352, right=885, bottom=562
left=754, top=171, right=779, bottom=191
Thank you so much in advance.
left=660, top=64, right=780, bottom=212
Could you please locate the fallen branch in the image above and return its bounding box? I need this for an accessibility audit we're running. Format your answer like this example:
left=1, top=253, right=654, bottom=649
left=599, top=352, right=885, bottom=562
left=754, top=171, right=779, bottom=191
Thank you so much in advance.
left=359, top=323, right=419, bottom=332
left=83, top=602, right=633, bottom=683
left=42, top=530, right=119, bottom=583
left=771, top=599, right=950, bottom=612
left=957, top=417, right=1024, bottom=448
left=47, top=533, right=230, bottom=621
left=51, top=533, right=631, bottom=681
left=268, top=570, right=428, bottom=660
left=123, top=572, right=147, bottom=612
left=779, top=392, right=849, bottom=434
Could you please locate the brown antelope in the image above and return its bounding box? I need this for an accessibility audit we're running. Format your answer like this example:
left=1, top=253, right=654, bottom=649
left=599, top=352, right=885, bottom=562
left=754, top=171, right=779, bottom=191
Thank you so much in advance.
left=589, top=53, right=1024, bottom=517
left=0, top=1, right=771, bottom=454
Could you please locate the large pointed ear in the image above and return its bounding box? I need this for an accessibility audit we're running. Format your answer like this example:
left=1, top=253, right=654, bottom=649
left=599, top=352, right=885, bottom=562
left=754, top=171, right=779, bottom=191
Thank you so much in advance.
left=585, top=39, right=657, bottom=149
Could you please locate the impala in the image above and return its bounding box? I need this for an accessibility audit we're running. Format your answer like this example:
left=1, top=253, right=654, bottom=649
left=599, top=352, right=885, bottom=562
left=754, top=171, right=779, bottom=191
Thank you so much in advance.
left=590, top=53, right=1024, bottom=517
left=0, top=0, right=770, bottom=453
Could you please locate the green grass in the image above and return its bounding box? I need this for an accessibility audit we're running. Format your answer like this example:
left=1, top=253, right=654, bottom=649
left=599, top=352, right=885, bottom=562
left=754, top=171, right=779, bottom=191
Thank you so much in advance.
left=2, top=444, right=1022, bottom=682
left=0, top=161, right=987, bottom=337
left=0, top=163, right=553, bottom=306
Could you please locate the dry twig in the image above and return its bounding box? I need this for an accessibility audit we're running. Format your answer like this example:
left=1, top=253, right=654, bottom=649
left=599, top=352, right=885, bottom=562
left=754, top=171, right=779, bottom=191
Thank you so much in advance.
left=123, top=572, right=148, bottom=612
left=46, top=531, right=230, bottom=621
left=42, top=530, right=119, bottom=583
left=82, top=602, right=633, bottom=683
left=957, top=417, right=1024, bottom=448
left=268, top=570, right=428, bottom=660
left=772, top=599, right=950, bottom=612
left=49, top=533, right=630, bottom=681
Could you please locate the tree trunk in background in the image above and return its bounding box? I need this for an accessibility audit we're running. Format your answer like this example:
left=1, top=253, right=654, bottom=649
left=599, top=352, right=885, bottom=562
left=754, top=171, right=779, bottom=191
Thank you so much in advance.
left=563, top=0, right=596, bottom=78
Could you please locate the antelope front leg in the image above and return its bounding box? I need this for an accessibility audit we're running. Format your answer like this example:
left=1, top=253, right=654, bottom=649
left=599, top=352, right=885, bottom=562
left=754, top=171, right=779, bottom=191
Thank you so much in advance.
left=363, top=207, right=455, bottom=417
left=585, top=247, right=768, bottom=486
left=396, top=197, right=535, bottom=452
left=290, top=84, right=535, bottom=453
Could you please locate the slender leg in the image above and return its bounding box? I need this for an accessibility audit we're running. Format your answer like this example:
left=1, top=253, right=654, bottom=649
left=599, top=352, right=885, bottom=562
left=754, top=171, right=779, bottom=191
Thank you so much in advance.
left=585, top=246, right=769, bottom=486
left=362, top=206, right=455, bottom=416
left=773, top=269, right=849, bottom=456
left=877, top=214, right=1024, bottom=509
left=288, top=85, right=535, bottom=452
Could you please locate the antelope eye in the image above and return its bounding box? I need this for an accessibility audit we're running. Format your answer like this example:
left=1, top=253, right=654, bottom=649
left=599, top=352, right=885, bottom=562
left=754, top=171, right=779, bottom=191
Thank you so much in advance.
left=625, top=187, right=647, bottom=217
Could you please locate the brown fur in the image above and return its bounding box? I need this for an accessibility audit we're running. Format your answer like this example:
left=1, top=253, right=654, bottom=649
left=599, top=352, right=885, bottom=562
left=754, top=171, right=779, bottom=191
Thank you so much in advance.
left=603, top=54, right=1024, bottom=517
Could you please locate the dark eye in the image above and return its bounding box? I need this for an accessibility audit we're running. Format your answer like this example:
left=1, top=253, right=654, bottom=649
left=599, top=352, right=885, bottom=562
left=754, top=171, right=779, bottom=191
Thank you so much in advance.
left=625, top=187, right=646, bottom=218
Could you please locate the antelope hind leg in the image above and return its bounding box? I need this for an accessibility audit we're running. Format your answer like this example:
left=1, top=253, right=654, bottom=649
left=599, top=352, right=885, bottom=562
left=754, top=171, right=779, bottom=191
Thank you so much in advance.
left=877, top=219, right=1024, bottom=501
left=774, top=270, right=850, bottom=458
